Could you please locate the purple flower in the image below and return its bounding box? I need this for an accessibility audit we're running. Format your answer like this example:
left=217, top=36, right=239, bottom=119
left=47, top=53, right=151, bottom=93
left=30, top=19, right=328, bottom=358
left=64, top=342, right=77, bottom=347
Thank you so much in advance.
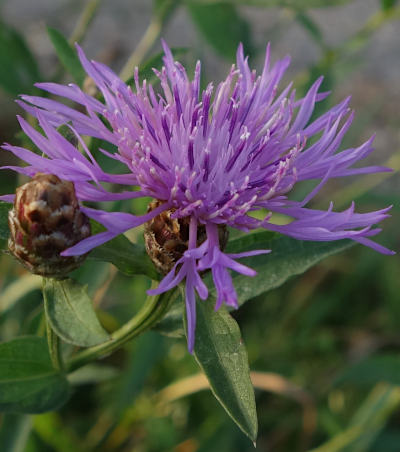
left=1, top=42, right=393, bottom=352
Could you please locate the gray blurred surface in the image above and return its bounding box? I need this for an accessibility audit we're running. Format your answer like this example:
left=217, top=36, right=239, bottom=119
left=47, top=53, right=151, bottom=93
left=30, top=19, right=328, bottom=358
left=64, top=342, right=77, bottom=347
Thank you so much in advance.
left=1, top=0, right=399, bottom=161
left=1, top=0, right=399, bottom=79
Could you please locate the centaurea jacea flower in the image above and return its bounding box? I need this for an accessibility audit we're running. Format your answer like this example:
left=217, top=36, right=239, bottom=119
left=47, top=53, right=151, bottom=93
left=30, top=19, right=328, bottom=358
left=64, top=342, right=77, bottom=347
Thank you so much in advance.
left=2, top=42, right=393, bottom=351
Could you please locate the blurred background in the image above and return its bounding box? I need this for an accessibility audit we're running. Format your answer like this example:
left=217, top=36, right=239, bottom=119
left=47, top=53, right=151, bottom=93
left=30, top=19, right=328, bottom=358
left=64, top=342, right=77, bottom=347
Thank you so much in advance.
left=0, top=0, right=400, bottom=451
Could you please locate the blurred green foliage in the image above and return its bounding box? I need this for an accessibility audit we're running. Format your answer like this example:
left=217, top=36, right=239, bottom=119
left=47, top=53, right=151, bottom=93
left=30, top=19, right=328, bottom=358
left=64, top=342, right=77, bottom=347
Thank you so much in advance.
left=0, top=21, right=41, bottom=96
left=0, top=0, right=400, bottom=451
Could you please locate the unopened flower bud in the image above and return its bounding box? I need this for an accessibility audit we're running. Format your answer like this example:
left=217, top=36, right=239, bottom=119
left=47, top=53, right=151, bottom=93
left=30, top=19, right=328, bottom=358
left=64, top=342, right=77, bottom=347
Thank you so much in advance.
left=144, top=200, right=228, bottom=275
left=8, top=173, right=91, bottom=277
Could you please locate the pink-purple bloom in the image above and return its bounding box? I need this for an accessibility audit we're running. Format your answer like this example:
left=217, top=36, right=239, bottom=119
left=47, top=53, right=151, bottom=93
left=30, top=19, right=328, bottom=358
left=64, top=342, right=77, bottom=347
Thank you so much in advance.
left=1, top=42, right=393, bottom=352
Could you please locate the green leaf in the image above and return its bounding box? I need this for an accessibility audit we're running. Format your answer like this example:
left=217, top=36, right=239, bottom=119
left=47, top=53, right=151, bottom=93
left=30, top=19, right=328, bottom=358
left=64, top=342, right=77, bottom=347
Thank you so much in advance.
left=381, top=0, right=398, bottom=10
left=222, top=232, right=353, bottom=306
left=43, top=278, right=110, bottom=347
left=0, top=274, right=42, bottom=315
left=310, top=384, right=400, bottom=452
left=187, top=299, right=257, bottom=442
left=153, top=0, right=181, bottom=22
left=156, top=234, right=353, bottom=337
left=347, top=384, right=400, bottom=452
left=185, top=1, right=253, bottom=59
left=0, top=201, right=11, bottom=245
left=0, top=336, right=70, bottom=413
left=89, top=233, right=159, bottom=280
left=33, top=412, right=86, bottom=452
left=112, top=332, right=165, bottom=414
left=295, top=11, right=325, bottom=47
left=47, top=27, right=85, bottom=86
left=336, top=355, right=400, bottom=386
left=0, top=414, right=32, bottom=452
left=0, top=22, right=41, bottom=96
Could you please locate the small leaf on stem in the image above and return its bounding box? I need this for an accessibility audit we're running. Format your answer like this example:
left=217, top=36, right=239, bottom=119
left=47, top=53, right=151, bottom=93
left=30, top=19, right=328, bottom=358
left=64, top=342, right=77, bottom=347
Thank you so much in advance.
left=47, top=27, right=86, bottom=86
left=43, top=278, right=110, bottom=347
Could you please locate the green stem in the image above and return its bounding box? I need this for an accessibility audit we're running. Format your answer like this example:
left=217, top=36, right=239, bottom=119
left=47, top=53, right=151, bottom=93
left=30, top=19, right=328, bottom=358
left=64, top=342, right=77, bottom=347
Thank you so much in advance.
left=119, top=0, right=178, bottom=81
left=50, top=0, right=102, bottom=84
left=294, top=4, right=400, bottom=92
left=46, top=320, right=64, bottom=371
left=66, top=285, right=176, bottom=372
left=119, top=16, right=162, bottom=81
left=69, top=0, right=102, bottom=45
left=341, top=5, right=400, bottom=56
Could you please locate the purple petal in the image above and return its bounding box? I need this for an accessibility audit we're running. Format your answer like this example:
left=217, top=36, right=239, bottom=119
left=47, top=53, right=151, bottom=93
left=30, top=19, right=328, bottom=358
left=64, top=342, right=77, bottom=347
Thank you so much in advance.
left=0, top=194, right=15, bottom=202
left=61, top=231, right=116, bottom=256
left=185, top=277, right=197, bottom=354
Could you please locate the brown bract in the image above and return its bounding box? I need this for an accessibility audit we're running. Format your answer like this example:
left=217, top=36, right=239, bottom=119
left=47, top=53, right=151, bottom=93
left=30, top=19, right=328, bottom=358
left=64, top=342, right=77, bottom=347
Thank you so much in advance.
left=8, top=173, right=91, bottom=277
left=144, top=200, right=228, bottom=275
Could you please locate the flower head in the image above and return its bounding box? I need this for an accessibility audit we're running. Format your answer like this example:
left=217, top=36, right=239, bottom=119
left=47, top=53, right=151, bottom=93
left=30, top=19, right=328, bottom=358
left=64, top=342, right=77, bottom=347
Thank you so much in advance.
left=8, top=173, right=91, bottom=276
left=1, top=41, right=393, bottom=351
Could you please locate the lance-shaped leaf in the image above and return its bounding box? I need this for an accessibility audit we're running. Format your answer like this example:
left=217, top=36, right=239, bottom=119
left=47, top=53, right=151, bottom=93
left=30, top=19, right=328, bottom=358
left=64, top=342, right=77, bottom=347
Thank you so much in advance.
left=185, top=1, right=253, bottom=59
left=335, top=354, right=400, bottom=387
left=156, top=234, right=353, bottom=336
left=47, top=27, right=85, bottom=86
left=381, top=0, right=398, bottom=9
left=186, top=299, right=258, bottom=442
left=43, top=278, right=110, bottom=347
left=310, top=384, right=400, bottom=452
left=0, top=336, right=70, bottom=413
left=0, top=22, right=41, bottom=96
left=0, top=413, right=32, bottom=452
left=153, top=0, right=181, bottom=22
left=222, top=232, right=353, bottom=306
left=295, top=11, right=325, bottom=47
